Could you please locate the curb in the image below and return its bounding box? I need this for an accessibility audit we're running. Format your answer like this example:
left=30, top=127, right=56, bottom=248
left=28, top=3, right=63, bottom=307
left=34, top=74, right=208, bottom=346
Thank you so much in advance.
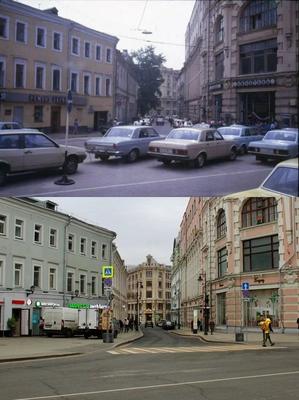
left=0, top=352, right=82, bottom=363
left=169, top=331, right=238, bottom=345
left=113, top=331, right=144, bottom=349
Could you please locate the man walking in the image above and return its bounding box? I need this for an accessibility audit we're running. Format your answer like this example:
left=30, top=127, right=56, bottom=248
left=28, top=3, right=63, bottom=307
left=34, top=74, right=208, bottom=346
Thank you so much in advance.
left=259, top=316, right=275, bottom=347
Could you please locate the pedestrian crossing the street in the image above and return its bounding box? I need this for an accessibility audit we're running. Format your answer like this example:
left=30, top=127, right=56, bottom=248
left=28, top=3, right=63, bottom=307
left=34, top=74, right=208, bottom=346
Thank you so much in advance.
left=107, top=344, right=285, bottom=356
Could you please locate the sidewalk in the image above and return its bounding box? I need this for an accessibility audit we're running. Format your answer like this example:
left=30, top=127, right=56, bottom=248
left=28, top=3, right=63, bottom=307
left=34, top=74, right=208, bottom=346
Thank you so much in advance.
left=0, top=330, right=143, bottom=363
left=172, top=328, right=299, bottom=346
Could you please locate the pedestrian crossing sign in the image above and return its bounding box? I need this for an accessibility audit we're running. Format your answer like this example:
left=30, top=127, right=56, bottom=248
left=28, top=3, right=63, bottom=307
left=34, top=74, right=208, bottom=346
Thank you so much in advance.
left=102, top=266, right=114, bottom=278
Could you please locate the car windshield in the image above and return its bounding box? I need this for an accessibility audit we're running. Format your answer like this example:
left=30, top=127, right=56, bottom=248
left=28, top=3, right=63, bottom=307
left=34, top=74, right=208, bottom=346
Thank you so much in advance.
left=105, top=128, right=133, bottom=138
left=167, top=130, right=200, bottom=141
left=218, top=128, right=241, bottom=136
left=264, top=130, right=297, bottom=142
left=262, top=166, right=299, bottom=197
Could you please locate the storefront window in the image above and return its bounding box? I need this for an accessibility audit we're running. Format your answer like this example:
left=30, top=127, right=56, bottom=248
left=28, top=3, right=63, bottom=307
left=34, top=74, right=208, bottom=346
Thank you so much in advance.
left=243, top=235, right=279, bottom=272
left=240, top=39, right=277, bottom=75
left=217, top=293, right=226, bottom=325
left=218, top=247, right=227, bottom=277
left=240, top=0, right=277, bottom=33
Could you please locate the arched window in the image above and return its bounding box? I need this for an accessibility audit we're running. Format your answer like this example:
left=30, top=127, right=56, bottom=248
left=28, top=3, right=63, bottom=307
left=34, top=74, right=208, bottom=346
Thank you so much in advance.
left=217, top=209, right=226, bottom=238
left=242, top=198, right=277, bottom=228
left=215, top=16, right=224, bottom=44
left=240, top=0, right=277, bottom=33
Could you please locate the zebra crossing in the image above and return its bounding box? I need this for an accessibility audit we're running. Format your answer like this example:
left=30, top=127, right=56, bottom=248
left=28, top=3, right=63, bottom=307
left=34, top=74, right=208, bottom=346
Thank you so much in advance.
left=107, top=344, right=284, bottom=355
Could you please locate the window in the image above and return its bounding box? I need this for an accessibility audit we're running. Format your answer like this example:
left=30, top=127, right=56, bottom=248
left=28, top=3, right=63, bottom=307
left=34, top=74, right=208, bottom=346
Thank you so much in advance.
left=146, top=270, right=152, bottom=278
left=101, top=244, right=107, bottom=259
left=0, top=57, right=5, bottom=88
left=24, top=134, right=56, bottom=148
left=49, top=267, right=56, bottom=290
left=15, top=219, right=24, bottom=240
left=91, top=276, right=97, bottom=295
left=96, top=45, right=101, bottom=61
left=34, top=224, right=42, bottom=244
left=0, top=15, right=9, bottom=39
left=14, top=262, right=23, bottom=287
left=80, top=237, right=87, bottom=255
left=33, top=265, right=41, bottom=288
left=243, top=235, right=279, bottom=272
left=84, top=41, right=91, bottom=58
left=215, top=16, right=224, bottom=44
left=34, top=105, right=43, bottom=123
left=52, top=67, right=61, bottom=91
left=15, top=60, right=26, bottom=88
left=242, top=197, right=277, bottom=227
left=91, top=241, right=97, bottom=258
left=146, top=281, right=152, bottom=287
left=67, top=271, right=74, bottom=292
left=240, top=39, right=277, bottom=75
left=105, top=78, right=111, bottom=96
left=106, top=48, right=112, bottom=63
left=0, top=215, right=7, bottom=236
left=53, top=32, right=62, bottom=51
left=83, top=74, right=90, bottom=95
left=80, top=274, right=86, bottom=294
left=218, top=247, right=227, bottom=277
left=72, top=37, right=80, bottom=55
left=68, top=234, right=75, bottom=252
left=146, top=291, right=152, bottom=298
left=0, top=258, right=3, bottom=286
left=217, top=209, right=226, bottom=239
left=95, top=76, right=101, bottom=96
left=71, top=72, right=78, bottom=93
left=16, top=21, right=27, bottom=43
left=158, top=291, right=162, bottom=299
left=49, top=228, right=57, bottom=248
left=35, top=64, right=45, bottom=89
left=36, top=27, right=46, bottom=48
left=215, top=52, right=224, bottom=80
left=240, top=0, right=277, bottom=33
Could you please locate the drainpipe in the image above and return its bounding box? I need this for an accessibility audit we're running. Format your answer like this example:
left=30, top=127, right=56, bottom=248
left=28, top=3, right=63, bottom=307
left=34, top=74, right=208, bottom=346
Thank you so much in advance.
left=63, top=216, right=72, bottom=307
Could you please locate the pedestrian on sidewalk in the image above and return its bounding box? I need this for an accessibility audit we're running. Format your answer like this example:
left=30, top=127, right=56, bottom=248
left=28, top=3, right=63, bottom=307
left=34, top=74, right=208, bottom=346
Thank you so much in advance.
left=209, top=320, right=215, bottom=335
left=259, top=316, right=275, bottom=347
left=73, top=118, right=79, bottom=134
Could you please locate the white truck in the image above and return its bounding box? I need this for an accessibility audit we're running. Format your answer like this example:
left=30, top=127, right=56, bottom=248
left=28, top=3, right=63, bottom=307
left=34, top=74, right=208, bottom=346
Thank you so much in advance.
left=78, top=308, right=102, bottom=339
left=42, top=307, right=79, bottom=337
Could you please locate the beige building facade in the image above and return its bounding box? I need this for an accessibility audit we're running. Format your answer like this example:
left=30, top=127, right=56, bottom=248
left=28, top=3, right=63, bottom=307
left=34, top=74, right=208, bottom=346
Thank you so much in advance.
left=111, top=244, right=128, bottom=321
left=173, top=196, right=299, bottom=332
left=0, top=0, right=118, bottom=133
left=159, top=66, right=179, bottom=117
left=127, top=255, right=172, bottom=324
left=183, top=0, right=298, bottom=127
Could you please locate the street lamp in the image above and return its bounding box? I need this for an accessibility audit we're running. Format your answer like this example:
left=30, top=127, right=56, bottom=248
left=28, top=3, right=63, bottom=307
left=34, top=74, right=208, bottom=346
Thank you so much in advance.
left=174, top=289, right=181, bottom=329
left=198, top=274, right=209, bottom=335
left=136, top=281, right=143, bottom=331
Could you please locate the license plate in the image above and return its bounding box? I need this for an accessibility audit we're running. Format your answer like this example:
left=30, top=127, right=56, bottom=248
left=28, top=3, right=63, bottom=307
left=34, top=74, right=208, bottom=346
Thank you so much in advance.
left=161, top=148, right=173, bottom=154
left=261, top=148, right=274, bottom=155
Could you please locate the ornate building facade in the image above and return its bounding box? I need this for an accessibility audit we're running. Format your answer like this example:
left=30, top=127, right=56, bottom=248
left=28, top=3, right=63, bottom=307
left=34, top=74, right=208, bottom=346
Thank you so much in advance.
left=182, top=0, right=298, bottom=127
left=172, top=196, right=299, bottom=332
left=159, top=66, right=179, bottom=117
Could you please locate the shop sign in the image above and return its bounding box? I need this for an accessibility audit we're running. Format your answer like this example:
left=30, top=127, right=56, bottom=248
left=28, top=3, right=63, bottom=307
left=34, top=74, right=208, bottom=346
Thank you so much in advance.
left=35, top=301, right=60, bottom=308
left=28, top=94, right=66, bottom=104
left=12, top=300, right=25, bottom=305
left=232, top=78, right=276, bottom=88
left=68, top=303, right=107, bottom=309
left=209, top=82, right=223, bottom=91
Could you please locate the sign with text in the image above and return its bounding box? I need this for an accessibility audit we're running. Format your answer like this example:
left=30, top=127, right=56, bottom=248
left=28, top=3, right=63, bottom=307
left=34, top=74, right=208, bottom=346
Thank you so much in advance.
left=102, top=266, right=114, bottom=278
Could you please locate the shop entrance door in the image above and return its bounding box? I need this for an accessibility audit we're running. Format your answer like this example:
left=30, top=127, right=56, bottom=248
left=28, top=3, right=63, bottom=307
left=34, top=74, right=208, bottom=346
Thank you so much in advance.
left=12, top=309, right=21, bottom=336
left=51, top=106, right=61, bottom=133
left=94, top=111, right=108, bottom=130
left=239, top=91, right=275, bottom=125
left=13, top=106, right=24, bottom=126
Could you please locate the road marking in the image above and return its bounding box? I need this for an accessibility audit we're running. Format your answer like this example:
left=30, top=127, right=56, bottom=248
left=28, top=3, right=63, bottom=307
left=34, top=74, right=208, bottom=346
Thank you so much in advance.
left=13, top=370, right=299, bottom=400
left=24, top=168, right=271, bottom=196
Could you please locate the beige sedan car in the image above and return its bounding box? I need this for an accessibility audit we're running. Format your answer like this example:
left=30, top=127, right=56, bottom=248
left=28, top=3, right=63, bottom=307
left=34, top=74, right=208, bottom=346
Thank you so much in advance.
left=0, top=129, right=86, bottom=185
left=148, top=127, right=238, bottom=168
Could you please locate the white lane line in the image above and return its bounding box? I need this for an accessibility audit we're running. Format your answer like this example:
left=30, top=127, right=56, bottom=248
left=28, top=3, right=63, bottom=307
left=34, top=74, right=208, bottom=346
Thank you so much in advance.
left=24, top=168, right=271, bottom=196
left=13, top=370, right=299, bottom=400
left=107, top=351, right=119, bottom=355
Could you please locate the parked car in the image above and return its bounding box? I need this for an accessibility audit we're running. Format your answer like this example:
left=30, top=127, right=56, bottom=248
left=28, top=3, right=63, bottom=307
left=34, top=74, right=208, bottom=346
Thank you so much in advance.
left=0, top=129, right=86, bottom=185
left=156, top=319, right=166, bottom=327
left=85, top=125, right=162, bottom=163
left=145, top=320, right=154, bottom=328
left=218, top=125, right=264, bottom=155
left=162, top=320, right=175, bottom=330
left=248, top=128, right=298, bottom=161
left=156, top=116, right=164, bottom=126
left=225, top=158, right=298, bottom=198
left=148, top=127, right=238, bottom=168
left=0, top=121, right=21, bottom=130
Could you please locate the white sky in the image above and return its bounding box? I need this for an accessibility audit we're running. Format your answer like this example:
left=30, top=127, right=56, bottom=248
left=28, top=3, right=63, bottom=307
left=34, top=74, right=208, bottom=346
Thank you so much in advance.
left=40, top=197, right=189, bottom=266
left=19, top=0, right=195, bottom=69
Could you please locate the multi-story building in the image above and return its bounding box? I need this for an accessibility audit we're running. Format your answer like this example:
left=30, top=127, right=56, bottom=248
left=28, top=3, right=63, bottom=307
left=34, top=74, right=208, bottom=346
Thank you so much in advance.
left=0, top=0, right=118, bottom=133
left=111, top=244, right=127, bottom=321
left=159, top=66, right=179, bottom=117
left=115, top=50, right=138, bottom=124
left=0, top=197, right=120, bottom=336
left=182, top=0, right=298, bottom=127
left=172, top=196, right=299, bottom=332
left=127, top=255, right=172, bottom=324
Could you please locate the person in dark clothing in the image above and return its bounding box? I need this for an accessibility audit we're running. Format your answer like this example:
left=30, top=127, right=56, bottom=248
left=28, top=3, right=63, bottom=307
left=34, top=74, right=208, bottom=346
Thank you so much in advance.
left=209, top=320, right=215, bottom=335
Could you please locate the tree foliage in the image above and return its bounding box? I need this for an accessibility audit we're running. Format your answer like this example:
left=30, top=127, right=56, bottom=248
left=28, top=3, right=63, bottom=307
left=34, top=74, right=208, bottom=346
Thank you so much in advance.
left=130, top=46, right=166, bottom=116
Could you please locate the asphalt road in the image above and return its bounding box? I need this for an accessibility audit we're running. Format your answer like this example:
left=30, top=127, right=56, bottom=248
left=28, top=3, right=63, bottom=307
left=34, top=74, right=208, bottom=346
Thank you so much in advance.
left=1, top=327, right=298, bottom=400
left=0, top=124, right=275, bottom=196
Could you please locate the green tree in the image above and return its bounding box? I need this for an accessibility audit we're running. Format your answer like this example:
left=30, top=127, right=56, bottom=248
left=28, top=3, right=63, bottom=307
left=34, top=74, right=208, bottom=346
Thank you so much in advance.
left=130, top=46, right=165, bottom=116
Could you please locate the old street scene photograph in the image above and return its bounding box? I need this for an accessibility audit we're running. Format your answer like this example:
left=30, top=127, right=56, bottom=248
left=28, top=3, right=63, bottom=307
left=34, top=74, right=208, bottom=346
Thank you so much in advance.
left=0, top=1, right=298, bottom=400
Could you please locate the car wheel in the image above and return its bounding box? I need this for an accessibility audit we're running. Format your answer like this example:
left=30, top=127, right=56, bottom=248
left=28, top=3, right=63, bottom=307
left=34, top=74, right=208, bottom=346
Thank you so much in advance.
left=229, top=148, right=237, bottom=161
left=64, top=156, right=78, bottom=174
left=162, top=160, right=171, bottom=166
left=126, top=149, right=139, bottom=163
left=99, top=155, right=110, bottom=162
left=194, top=154, right=205, bottom=168
left=239, top=145, right=246, bottom=155
left=0, top=166, right=8, bottom=186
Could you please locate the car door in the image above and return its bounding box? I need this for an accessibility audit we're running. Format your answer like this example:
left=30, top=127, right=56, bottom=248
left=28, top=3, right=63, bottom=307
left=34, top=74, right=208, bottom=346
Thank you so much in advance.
left=23, top=133, right=64, bottom=170
left=137, top=128, right=151, bottom=155
left=204, top=131, right=220, bottom=159
left=214, top=130, right=229, bottom=157
left=0, top=134, right=24, bottom=171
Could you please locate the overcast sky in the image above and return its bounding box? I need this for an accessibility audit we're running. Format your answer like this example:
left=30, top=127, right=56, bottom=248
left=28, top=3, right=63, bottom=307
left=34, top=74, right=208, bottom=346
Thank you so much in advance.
left=40, top=197, right=188, bottom=266
left=19, top=0, right=195, bottom=69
